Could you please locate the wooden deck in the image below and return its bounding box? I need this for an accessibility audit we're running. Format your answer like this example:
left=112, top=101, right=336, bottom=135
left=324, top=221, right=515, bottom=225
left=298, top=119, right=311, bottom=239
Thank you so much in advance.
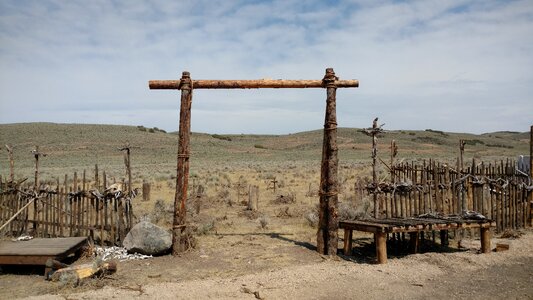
left=0, top=237, right=88, bottom=273
left=340, top=217, right=496, bottom=264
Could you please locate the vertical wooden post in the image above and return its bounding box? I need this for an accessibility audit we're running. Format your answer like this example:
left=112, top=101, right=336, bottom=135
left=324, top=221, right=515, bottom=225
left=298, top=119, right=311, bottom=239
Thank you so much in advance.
left=33, top=146, right=40, bottom=190
left=408, top=232, right=419, bottom=254
left=375, top=232, right=387, bottom=264
left=172, top=71, right=193, bottom=255
left=94, top=164, right=99, bottom=190
left=118, top=178, right=126, bottom=243
left=119, top=145, right=133, bottom=196
left=317, top=68, right=339, bottom=256
left=142, top=180, right=150, bottom=202
left=120, top=145, right=134, bottom=233
left=372, top=121, right=378, bottom=218
left=480, top=227, right=491, bottom=253
left=32, top=146, right=40, bottom=233
left=126, top=148, right=132, bottom=196
left=459, top=139, right=465, bottom=173
left=390, top=140, right=397, bottom=183
left=343, top=229, right=353, bottom=255
left=529, top=125, right=533, bottom=226
left=5, top=145, right=14, bottom=182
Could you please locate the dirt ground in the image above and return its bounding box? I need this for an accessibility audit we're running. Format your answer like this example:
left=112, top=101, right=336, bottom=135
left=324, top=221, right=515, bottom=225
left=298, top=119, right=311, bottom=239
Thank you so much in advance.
left=1, top=223, right=532, bottom=300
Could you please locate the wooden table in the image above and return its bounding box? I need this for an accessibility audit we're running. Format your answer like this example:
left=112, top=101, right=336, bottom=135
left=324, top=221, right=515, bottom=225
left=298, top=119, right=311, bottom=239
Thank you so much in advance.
left=0, top=237, right=88, bottom=274
left=340, top=217, right=495, bottom=264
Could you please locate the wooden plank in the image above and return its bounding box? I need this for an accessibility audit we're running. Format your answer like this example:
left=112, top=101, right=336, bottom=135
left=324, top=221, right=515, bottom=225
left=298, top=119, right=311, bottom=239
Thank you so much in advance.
left=0, top=237, right=87, bottom=257
left=149, top=79, right=359, bottom=89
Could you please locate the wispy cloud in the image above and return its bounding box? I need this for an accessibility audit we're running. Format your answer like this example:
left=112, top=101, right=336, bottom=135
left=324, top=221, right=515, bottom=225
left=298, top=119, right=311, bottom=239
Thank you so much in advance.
left=0, top=0, right=532, bottom=134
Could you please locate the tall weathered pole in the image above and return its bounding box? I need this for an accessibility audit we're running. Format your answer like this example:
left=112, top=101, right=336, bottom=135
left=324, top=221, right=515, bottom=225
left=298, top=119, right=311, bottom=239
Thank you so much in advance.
left=5, top=145, right=14, bottom=182
left=172, top=71, right=193, bottom=255
left=371, top=119, right=379, bottom=218
left=529, top=125, right=532, bottom=226
left=459, top=139, right=465, bottom=172
left=33, top=146, right=40, bottom=190
left=120, top=145, right=132, bottom=196
left=390, top=140, right=397, bottom=183
left=317, top=68, right=339, bottom=255
left=31, top=146, right=45, bottom=233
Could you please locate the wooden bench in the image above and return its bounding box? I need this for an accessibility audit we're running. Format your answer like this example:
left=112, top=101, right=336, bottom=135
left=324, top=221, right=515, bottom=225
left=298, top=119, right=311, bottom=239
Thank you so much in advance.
left=340, top=217, right=495, bottom=264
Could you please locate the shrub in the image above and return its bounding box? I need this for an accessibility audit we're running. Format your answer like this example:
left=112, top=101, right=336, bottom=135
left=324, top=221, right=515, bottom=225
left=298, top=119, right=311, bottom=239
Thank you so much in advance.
left=254, top=144, right=266, bottom=149
left=305, top=211, right=319, bottom=228
left=212, top=134, right=232, bottom=141
left=464, top=139, right=485, bottom=146
left=486, top=144, right=514, bottom=149
left=412, top=136, right=444, bottom=145
left=195, top=220, right=215, bottom=235
left=258, top=215, right=269, bottom=229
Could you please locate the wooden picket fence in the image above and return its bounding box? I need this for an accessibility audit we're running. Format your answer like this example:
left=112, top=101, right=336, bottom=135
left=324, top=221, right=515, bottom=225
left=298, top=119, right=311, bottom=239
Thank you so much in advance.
left=0, top=170, right=134, bottom=246
left=359, top=159, right=532, bottom=232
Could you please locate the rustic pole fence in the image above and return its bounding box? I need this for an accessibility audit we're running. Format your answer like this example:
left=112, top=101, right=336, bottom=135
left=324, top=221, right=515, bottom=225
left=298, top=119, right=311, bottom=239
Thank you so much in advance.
left=149, top=68, right=358, bottom=255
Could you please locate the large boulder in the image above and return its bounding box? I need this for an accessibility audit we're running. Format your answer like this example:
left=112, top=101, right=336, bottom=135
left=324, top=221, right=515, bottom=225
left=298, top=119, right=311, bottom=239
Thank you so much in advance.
left=123, top=221, right=172, bottom=255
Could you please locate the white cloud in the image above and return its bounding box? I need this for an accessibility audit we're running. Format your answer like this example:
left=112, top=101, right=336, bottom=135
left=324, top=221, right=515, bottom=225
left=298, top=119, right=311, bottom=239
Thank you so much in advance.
left=0, top=0, right=532, bottom=134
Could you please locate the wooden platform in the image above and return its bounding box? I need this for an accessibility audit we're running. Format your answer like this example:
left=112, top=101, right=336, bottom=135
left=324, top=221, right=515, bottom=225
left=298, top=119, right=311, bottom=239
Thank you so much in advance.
left=340, top=217, right=496, bottom=264
left=0, top=237, right=88, bottom=273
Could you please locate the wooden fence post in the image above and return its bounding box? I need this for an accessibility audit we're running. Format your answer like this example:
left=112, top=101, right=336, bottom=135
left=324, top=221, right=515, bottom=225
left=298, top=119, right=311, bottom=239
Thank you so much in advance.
left=5, top=145, right=14, bottom=182
left=119, top=145, right=133, bottom=196
left=94, top=164, right=99, bottom=190
left=317, top=68, right=339, bottom=256
left=459, top=139, right=465, bottom=173
left=529, top=125, right=533, bottom=226
left=390, top=140, right=397, bottom=183
left=142, top=180, right=150, bottom=202
left=32, top=146, right=46, bottom=233
left=172, top=71, right=193, bottom=255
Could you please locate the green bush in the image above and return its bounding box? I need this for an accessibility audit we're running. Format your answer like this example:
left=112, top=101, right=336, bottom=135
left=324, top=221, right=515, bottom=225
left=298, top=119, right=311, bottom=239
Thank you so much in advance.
left=212, top=134, right=232, bottom=141
left=464, top=139, right=485, bottom=146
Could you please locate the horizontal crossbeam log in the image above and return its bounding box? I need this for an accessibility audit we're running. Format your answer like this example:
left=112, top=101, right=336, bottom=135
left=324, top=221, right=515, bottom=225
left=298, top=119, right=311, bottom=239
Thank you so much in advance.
left=149, top=79, right=359, bottom=89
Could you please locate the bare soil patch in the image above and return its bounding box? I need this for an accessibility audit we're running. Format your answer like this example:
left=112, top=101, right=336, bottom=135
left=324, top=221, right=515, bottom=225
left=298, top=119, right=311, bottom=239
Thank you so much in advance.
left=1, top=227, right=532, bottom=300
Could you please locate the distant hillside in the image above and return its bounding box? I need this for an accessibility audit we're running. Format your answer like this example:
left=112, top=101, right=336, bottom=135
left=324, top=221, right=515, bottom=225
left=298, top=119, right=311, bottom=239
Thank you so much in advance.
left=0, top=123, right=529, bottom=181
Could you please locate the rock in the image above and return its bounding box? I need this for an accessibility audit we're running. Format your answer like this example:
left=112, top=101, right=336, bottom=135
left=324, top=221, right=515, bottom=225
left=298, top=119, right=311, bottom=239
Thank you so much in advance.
left=123, top=221, right=172, bottom=255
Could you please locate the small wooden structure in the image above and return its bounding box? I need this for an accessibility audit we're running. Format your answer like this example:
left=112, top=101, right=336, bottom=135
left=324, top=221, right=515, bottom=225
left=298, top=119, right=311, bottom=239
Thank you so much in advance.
left=0, top=237, right=88, bottom=274
left=340, top=217, right=495, bottom=264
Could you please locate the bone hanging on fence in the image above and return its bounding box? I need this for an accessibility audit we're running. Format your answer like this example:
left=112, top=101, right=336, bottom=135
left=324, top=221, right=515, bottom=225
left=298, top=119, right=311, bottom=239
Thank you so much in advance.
left=149, top=68, right=359, bottom=256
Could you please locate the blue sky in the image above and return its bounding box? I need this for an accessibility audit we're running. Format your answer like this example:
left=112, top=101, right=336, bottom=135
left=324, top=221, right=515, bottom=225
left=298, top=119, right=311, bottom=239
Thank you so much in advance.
left=0, top=0, right=532, bottom=134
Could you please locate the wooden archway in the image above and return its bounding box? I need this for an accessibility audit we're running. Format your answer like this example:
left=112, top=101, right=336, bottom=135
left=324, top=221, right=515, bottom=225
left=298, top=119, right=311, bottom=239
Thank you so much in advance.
left=149, top=68, right=359, bottom=255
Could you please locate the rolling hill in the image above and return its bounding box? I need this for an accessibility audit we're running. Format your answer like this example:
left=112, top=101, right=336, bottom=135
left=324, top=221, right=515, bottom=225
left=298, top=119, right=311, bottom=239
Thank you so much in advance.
left=0, top=123, right=529, bottom=182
